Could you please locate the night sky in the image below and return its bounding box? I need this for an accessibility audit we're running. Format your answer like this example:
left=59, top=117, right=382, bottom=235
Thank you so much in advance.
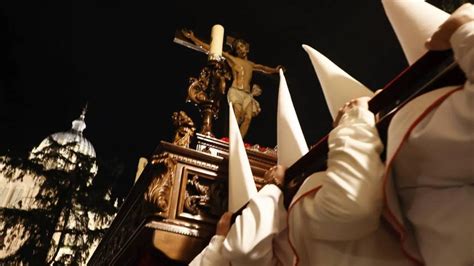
left=0, top=1, right=450, bottom=198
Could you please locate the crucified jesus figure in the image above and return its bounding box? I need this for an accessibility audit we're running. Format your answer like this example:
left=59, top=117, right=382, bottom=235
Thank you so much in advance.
left=182, top=29, right=284, bottom=138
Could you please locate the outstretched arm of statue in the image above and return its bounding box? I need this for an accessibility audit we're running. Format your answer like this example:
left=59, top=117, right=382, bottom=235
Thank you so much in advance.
left=182, top=29, right=211, bottom=51
left=253, top=63, right=285, bottom=75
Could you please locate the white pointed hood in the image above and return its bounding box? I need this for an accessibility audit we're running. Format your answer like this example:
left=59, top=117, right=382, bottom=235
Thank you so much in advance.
left=303, top=44, right=374, bottom=120
left=277, top=69, right=309, bottom=166
left=382, top=0, right=449, bottom=65
left=228, top=103, right=258, bottom=212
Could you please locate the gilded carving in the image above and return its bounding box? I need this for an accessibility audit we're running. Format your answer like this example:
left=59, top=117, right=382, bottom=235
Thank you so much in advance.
left=184, top=175, right=210, bottom=215
left=168, top=153, right=219, bottom=171
left=183, top=174, right=227, bottom=217
left=144, top=154, right=177, bottom=213
left=172, top=111, right=195, bottom=148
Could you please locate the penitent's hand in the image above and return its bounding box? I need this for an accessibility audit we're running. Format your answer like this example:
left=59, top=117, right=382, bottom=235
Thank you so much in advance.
left=425, top=3, right=474, bottom=51
left=333, top=97, right=371, bottom=128
left=216, top=211, right=233, bottom=236
left=264, top=165, right=287, bottom=189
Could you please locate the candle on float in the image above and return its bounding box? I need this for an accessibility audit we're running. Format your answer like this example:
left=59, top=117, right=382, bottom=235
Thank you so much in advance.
left=209, top=24, right=224, bottom=61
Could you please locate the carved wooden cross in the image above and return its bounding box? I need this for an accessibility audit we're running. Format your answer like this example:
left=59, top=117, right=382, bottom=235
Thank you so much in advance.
left=173, top=29, right=236, bottom=56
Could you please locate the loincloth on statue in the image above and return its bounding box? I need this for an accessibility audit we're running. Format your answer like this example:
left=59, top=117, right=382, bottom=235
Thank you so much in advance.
left=227, top=86, right=251, bottom=105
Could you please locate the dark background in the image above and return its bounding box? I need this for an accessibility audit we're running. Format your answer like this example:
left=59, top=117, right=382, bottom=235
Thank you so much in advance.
left=0, top=0, right=460, bottom=199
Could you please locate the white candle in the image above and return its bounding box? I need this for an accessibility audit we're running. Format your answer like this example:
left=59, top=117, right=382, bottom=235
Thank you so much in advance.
left=209, top=24, right=224, bottom=60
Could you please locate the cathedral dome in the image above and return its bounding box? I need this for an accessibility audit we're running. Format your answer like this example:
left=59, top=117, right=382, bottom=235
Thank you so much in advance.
left=29, top=106, right=98, bottom=175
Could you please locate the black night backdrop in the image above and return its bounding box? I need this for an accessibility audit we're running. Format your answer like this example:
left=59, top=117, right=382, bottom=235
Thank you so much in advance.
left=0, top=0, right=461, bottom=199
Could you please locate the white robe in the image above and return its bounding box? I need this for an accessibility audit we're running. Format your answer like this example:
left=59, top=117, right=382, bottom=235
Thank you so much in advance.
left=287, top=20, right=474, bottom=266
left=383, top=20, right=474, bottom=266
left=287, top=104, right=412, bottom=266
left=189, top=184, right=293, bottom=266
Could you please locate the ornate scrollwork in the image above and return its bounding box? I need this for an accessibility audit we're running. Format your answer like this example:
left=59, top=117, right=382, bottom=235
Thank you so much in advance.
left=184, top=175, right=210, bottom=215
left=183, top=174, right=227, bottom=217
left=186, top=60, right=231, bottom=137
left=144, top=154, right=177, bottom=213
